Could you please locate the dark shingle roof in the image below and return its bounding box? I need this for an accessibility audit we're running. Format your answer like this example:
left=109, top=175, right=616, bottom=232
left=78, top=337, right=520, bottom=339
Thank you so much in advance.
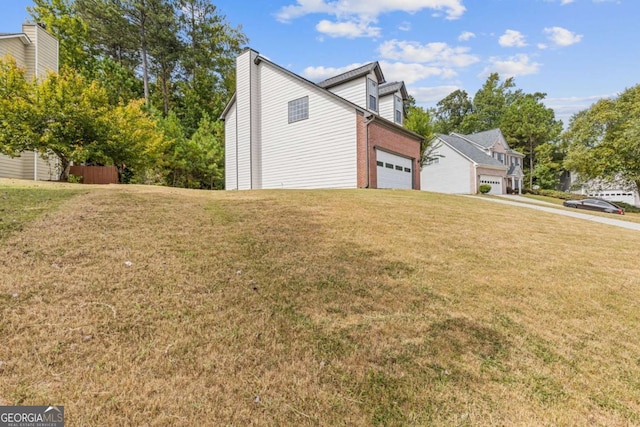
left=317, top=62, right=385, bottom=89
left=438, top=134, right=505, bottom=167
left=379, top=81, right=409, bottom=100
left=462, top=129, right=505, bottom=149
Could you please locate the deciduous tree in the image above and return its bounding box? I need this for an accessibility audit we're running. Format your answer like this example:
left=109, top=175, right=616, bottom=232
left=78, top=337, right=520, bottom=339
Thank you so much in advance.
left=564, top=84, right=640, bottom=195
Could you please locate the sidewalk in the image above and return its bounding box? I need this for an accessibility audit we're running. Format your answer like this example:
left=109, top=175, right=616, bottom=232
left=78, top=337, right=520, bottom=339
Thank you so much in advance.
left=465, top=195, right=640, bottom=232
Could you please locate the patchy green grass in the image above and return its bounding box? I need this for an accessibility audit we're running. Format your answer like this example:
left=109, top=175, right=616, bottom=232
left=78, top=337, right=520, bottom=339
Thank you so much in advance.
left=1, top=183, right=640, bottom=425
left=0, top=181, right=85, bottom=241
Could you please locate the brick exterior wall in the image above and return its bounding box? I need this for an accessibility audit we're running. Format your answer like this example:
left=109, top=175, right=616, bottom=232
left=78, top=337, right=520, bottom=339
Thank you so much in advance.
left=356, top=115, right=422, bottom=189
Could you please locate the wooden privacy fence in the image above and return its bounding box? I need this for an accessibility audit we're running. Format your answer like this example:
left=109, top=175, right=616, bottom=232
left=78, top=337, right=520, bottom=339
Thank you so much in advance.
left=69, top=166, right=118, bottom=184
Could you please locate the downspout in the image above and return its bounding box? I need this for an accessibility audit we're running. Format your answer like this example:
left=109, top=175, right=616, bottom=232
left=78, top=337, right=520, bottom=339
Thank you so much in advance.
left=363, top=114, right=375, bottom=188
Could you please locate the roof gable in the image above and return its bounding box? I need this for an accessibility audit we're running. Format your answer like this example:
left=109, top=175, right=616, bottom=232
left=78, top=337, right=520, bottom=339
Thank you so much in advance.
left=437, top=134, right=506, bottom=168
left=461, top=129, right=510, bottom=150
left=379, top=81, right=408, bottom=100
left=0, top=33, right=31, bottom=45
left=317, top=62, right=385, bottom=89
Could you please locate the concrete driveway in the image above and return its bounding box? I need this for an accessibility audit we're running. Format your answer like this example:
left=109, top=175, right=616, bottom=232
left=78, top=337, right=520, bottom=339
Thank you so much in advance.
left=466, top=195, right=640, bottom=232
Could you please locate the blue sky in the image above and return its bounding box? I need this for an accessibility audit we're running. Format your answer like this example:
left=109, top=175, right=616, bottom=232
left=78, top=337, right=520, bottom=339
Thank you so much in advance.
left=3, top=0, right=638, bottom=124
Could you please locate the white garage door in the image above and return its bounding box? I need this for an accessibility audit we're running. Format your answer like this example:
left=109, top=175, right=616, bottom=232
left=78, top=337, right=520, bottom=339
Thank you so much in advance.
left=479, top=175, right=503, bottom=194
left=376, top=150, right=413, bottom=189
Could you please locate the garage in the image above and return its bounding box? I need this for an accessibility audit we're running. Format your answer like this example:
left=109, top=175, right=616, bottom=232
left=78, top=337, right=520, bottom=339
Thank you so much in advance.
left=479, top=175, right=503, bottom=194
left=376, top=149, right=413, bottom=189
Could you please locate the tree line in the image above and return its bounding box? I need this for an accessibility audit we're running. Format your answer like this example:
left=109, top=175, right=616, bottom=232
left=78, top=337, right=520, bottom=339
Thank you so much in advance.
left=1, top=0, right=246, bottom=188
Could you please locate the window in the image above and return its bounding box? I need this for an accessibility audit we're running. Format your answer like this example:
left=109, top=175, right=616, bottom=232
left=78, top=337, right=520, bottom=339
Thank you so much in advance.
left=376, top=161, right=383, bottom=167
left=368, top=79, right=378, bottom=112
left=394, top=95, right=403, bottom=124
left=395, top=165, right=403, bottom=171
left=288, top=96, right=309, bottom=123
left=404, top=167, right=411, bottom=173
left=385, top=163, right=393, bottom=169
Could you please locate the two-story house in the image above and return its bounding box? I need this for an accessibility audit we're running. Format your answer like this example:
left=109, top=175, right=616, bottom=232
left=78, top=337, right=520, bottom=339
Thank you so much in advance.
left=221, top=49, right=423, bottom=190
left=421, top=129, right=525, bottom=195
left=0, top=23, right=59, bottom=181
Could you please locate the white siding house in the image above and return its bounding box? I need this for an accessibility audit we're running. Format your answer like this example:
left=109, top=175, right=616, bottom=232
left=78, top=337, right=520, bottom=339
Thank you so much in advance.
left=222, top=49, right=423, bottom=190
left=421, top=129, right=524, bottom=194
left=0, top=23, right=59, bottom=181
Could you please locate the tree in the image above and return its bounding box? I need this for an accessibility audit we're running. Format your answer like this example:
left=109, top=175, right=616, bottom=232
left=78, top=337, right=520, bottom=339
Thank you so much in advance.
left=533, top=142, right=565, bottom=190
left=404, top=104, right=437, bottom=167
left=0, top=56, right=37, bottom=156
left=28, top=0, right=92, bottom=71
left=33, top=70, right=111, bottom=180
left=564, top=84, right=640, bottom=195
left=175, top=0, right=247, bottom=134
left=433, top=89, right=473, bottom=134
left=463, top=73, right=519, bottom=133
left=501, top=92, right=562, bottom=188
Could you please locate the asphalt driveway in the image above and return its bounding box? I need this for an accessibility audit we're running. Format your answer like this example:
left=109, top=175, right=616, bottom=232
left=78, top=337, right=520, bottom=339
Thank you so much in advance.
left=466, top=195, right=640, bottom=232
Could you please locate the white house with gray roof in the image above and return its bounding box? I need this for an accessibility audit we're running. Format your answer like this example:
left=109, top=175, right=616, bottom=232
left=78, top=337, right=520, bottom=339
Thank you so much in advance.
left=421, top=129, right=524, bottom=195
left=221, top=49, right=422, bottom=190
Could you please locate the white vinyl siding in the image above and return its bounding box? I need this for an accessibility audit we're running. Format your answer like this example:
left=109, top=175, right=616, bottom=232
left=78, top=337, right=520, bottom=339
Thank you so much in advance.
left=35, top=25, right=59, bottom=76
left=421, top=141, right=474, bottom=193
left=326, top=77, right=366, bottom=109
left=0, top=154, right=25, bottom=179
left=235, top=51, right=253, bottom=190
left=224, top=102, right=238, bottom=190
left=0, top=37, right=28, bottom=68
left=259, top=64, right=357, bottom=189
left=379, top=95, right=394, bottom=123
left=21, top=25, right=37, bottom=81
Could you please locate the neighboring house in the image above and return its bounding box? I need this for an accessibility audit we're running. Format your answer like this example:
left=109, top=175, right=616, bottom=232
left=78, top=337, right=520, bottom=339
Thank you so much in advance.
left=570, top=175, right=640, bottom=206
left=421, top=129, right=525, bottom=195
left=0, top=23, right=59, bottom=181
left=221, top=49, right=423, bottom=190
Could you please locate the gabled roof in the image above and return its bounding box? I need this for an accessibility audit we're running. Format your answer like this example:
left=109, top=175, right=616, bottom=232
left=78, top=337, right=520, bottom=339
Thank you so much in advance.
left=459, top=129, right=507, bottom=150
left=317, top=62, right=385, bottom=89
left=220, top=50, right=422, bottom=142
left=379, top=81, right=408, bottom=100
left=0, top=33, right=31, bottom=45
left=437, top=134, right=506, bottom=168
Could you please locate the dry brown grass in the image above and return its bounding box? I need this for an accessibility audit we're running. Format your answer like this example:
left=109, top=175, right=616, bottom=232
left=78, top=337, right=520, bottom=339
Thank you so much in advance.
left=1, top=183, right=640, bottom=426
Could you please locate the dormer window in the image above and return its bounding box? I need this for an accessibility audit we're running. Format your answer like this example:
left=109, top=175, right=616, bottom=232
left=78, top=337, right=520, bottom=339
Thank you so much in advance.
left=368, top=78, right=378, bottom=112
left=394, top=95, right=403, bottom=124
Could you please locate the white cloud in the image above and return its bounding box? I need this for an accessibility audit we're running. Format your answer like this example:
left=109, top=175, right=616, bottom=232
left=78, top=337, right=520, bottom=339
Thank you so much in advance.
left=399, top=21, right=412, bottom=31
left=380, top=61, right=457, bottom=83
left=410, top=85, right=461, bottom=104
left=316, top=19, right=381, bottom=38
left=378, top=39, right=480, bottom=68
left=537, top=43, right=548, bottom=50
left=546, top=94, right=614, bottom=124
left=276, top=0, right=467, bottom=23
left=499, top=29, right=527, bottom=47
left=458, top=31, right=475, bottom=42
left=301, top=63, right=367, bottom=82
left=544, top=0, right=575, bottom=4
left=301, top=60, right=456, bottom=84
left=480, top=54, right=541, bottom=78
left=543, top=26, right=583, bottom=47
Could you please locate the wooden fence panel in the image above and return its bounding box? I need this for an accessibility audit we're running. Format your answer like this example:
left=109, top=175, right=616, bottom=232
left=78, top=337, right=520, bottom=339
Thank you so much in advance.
left=69, top=166, right=118, bottom=184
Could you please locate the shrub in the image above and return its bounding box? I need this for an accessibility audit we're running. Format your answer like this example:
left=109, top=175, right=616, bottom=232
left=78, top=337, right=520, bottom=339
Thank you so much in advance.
left=479, top=184, right=491, bottom=194
left=68, top=174, right=83, bottom=184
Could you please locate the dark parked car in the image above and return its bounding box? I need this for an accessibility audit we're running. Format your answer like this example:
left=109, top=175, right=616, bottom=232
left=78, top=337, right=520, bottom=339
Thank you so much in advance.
left=562, top=198, right=625, bottom=214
